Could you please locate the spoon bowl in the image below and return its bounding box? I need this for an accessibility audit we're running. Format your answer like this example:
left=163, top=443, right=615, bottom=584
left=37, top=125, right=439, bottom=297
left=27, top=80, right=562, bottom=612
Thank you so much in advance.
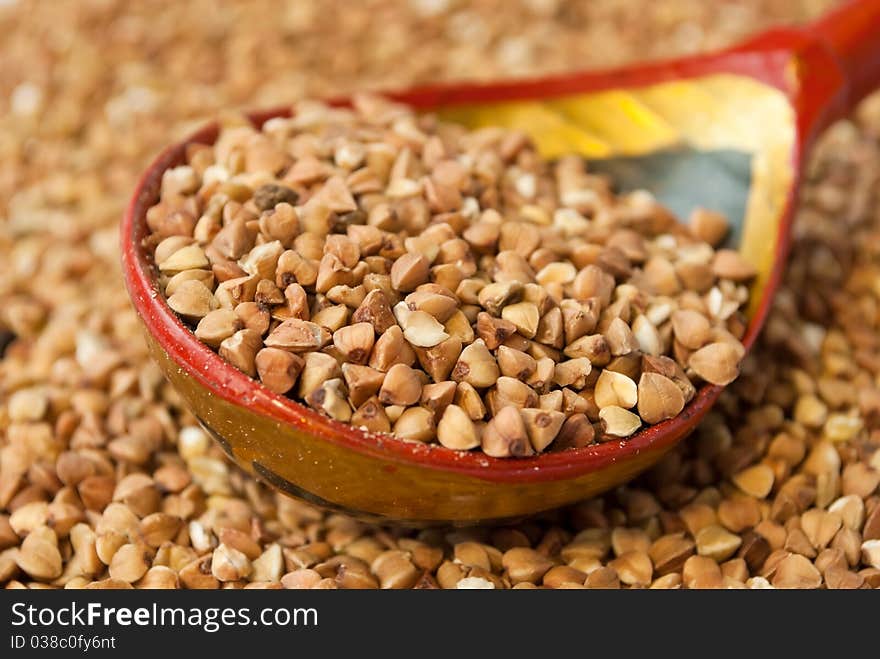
left=122, top=0, right=880, bottom=524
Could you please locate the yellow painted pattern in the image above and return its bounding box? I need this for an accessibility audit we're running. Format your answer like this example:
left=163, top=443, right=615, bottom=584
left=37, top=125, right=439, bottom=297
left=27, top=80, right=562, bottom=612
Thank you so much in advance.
left=550, top=91, right=680, bottom=154
left=440, top=101, right=614, bottom=158
left=436, top=74, right=797, bottom=318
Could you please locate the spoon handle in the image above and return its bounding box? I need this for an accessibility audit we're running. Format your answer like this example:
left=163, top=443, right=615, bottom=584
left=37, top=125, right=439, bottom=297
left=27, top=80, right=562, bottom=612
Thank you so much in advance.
left=809, top=0, right=880, bottom=116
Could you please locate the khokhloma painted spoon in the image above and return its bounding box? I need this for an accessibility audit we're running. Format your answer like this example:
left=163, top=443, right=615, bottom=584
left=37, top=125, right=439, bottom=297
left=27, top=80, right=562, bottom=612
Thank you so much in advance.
left=123, top=0, right=880, bottom=524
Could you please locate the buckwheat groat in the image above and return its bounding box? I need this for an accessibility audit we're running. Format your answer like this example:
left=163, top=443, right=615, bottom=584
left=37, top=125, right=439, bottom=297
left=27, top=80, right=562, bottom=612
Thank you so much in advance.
left=146, top=95, right=752, bottom=456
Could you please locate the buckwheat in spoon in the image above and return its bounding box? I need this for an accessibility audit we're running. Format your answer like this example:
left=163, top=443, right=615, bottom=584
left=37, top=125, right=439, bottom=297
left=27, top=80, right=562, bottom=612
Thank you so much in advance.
left=123, top=0, right=880, bottom=523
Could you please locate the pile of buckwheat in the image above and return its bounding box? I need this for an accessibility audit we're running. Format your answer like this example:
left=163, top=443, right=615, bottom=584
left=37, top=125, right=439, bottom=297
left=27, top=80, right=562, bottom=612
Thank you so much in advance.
left=146, top=97, right=752, bottom=454
left=4, top=0, right=880, bottom=590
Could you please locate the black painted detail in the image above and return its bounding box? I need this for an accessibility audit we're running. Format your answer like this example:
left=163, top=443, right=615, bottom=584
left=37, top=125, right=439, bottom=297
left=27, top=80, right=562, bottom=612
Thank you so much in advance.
left=0, top=330, right=15, bottom=358
left=195, top=414, right=532, bottom=527
left=194, top=415, right=235, bottom=459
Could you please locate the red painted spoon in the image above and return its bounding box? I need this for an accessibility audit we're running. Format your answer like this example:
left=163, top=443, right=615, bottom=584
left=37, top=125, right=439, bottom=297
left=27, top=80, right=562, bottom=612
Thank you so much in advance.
left=122, top=0, right=880, bottom=524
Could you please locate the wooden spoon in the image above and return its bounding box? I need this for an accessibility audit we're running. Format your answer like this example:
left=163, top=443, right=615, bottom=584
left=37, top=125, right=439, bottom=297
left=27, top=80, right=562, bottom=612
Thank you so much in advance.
left=122, top=0, right=880, bottom=524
